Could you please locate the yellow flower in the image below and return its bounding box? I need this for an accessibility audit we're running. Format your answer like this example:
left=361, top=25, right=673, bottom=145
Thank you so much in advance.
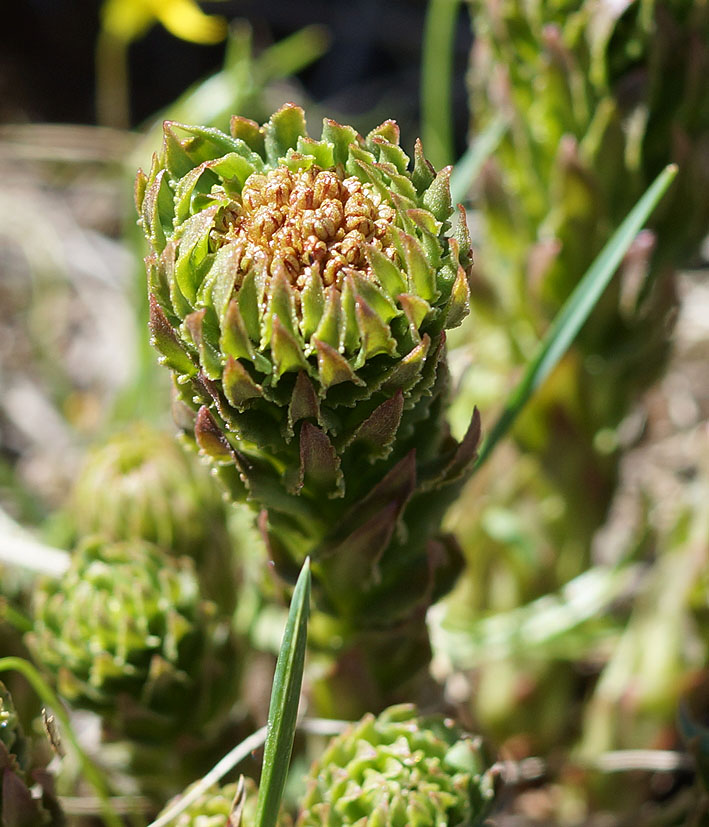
left=101, top=0, right=227, bottom=45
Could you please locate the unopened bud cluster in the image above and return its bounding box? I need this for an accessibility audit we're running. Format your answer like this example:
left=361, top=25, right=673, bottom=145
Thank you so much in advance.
left=211, top=165, right=397, bottom=293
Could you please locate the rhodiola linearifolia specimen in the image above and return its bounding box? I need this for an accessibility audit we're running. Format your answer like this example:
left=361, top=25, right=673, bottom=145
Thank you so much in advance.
left=136, top=104, right=480, bottom=689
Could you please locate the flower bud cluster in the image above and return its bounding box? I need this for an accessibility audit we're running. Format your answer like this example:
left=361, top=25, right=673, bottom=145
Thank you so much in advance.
left=211, top=166, right=398, bottom=296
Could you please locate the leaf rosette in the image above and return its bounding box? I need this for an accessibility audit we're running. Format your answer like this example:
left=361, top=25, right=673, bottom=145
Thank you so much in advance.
left=297, top=704, right=496, bottom=826
left=28, top=538, right=237, bottom=742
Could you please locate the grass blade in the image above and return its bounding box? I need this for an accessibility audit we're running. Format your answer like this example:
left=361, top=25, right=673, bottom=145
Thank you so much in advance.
left=474, top=163, right=678, bottom=471
left=449, top=114, right=507, bottom=206
left=255, top=558, right=311, bottom=827
left=421, top=0, right=462, bottom=169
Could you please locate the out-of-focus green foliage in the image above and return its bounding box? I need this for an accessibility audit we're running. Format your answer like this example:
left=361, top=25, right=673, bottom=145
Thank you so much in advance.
left=466, top=0, right=709, bottom=497
left=67, top=423, right=240, bottom=611
left=28, top=538, right=238, bottom=743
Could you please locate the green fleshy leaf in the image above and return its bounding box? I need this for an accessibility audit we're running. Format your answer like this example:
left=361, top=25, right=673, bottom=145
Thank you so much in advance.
left=381, top=334, right=431, bottom=394
left=163, top=122, right=199, bottom=180
left=412, top=138, right=436, bottom=193
left=174, top=207, right=218, bottom=305
left=397, top=293, right=432, bottom=341
left=339, top=276, right=361, bottom=354
left=367, top=120, right=400, bottom=145
left=313, top=338, right=364, bottom=390
left=287, top=371, right=321, bottom=438
left=389, top=192, right=418, bottom=234
left=148, top=295, right=197, bottom=377
left=299, top=423, right=344, bottom=496
left=300, top=267, right=325, bottom=342
left=223, top=356, right=263, bottom=408
left=370, top=137, right=410, bottom=174
left=321, top=118, right=360, bottom=165
left=221, top=299, right=256, bottom=362
left=230, top=115, right=266, bottom=157
left=134, top=168, right=147, bottom=213
left=142, top=168, right=174, bottom=253
left=355, top=295, right=398, bottom=360
left=443, top=243, right=471, bottom=329
left=406, top=208, right=441, bottom=237
left=313, top=286, right=341, bottom=350
left=453, top=204, right=472, bottom=264
left=165, top=121, right=244, bottom=166
left=254, top=559, right=310, bottom=827
left=281, top=149, right=316, bottom=172
left=296, top=135, right=335, bottom=168
left=173, top=163, right=217, bottom=226
left=350, top=273, right=400, bottom=324
left=422, top=165, right=453, bottom=223
left=262, top=271, right=299, bottom=346
left=271, top=317, right=309, bottom=378
left=347, top=390, right=404, bottom=461
left=194, top=406, right=233, bottom=463
left=366, top=245, right=407, bottom=296
left=206, top=152, right=258, bottom=189
left=184, top=308, right=222, bottom=380
left=237, top=269, right=262, bottom=343
left=265, top=103, right=308, bottom=165
left=375, top=162, right=418, bottom=200
left=398, top=230, right=438, bottom=302
left=197, top=240, right=241, bottom=320
left=146, top=248, right=171, bottom=310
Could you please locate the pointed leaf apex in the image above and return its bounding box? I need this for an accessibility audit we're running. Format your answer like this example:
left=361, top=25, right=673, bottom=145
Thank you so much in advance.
left=265, top=103, right=308, bottom=164
left=313, top=338, right=364, bottom=390
left=423, top=165, right=454, bottom=223
left=148, top=294, right=197, bottom=376
left=194, top=406, right=232, bottom=462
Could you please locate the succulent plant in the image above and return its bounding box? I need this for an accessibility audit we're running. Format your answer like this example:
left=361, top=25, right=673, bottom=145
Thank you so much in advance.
left=136, top=104, right=481, bottom=686
left=297, top=704, right=496, bottom=826
left=69, top=423, right=239, bottom=611
left=466, top=0, right=709, bottom=519
left=28, top=538, right=237, bottom=742
left=0, top=681, right=64, bottom=826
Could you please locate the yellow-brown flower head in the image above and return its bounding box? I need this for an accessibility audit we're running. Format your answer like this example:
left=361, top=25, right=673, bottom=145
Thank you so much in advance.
left=212, top=165, right=398, bottom=297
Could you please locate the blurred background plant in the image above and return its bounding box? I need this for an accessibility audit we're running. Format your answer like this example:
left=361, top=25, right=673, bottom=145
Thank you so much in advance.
left=0, top=0, right=707, bottom=824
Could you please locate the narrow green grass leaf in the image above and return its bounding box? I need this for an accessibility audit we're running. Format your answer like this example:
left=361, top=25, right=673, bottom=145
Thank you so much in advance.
left=421, top=0, right=462, bottom=169
left=255, top=558, right=311, bottom=827
left=449, top=114, right=507, bottom=206
left=0, top=656, right=122, bottom=827
left=474, top=164, right=678, bottom=471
